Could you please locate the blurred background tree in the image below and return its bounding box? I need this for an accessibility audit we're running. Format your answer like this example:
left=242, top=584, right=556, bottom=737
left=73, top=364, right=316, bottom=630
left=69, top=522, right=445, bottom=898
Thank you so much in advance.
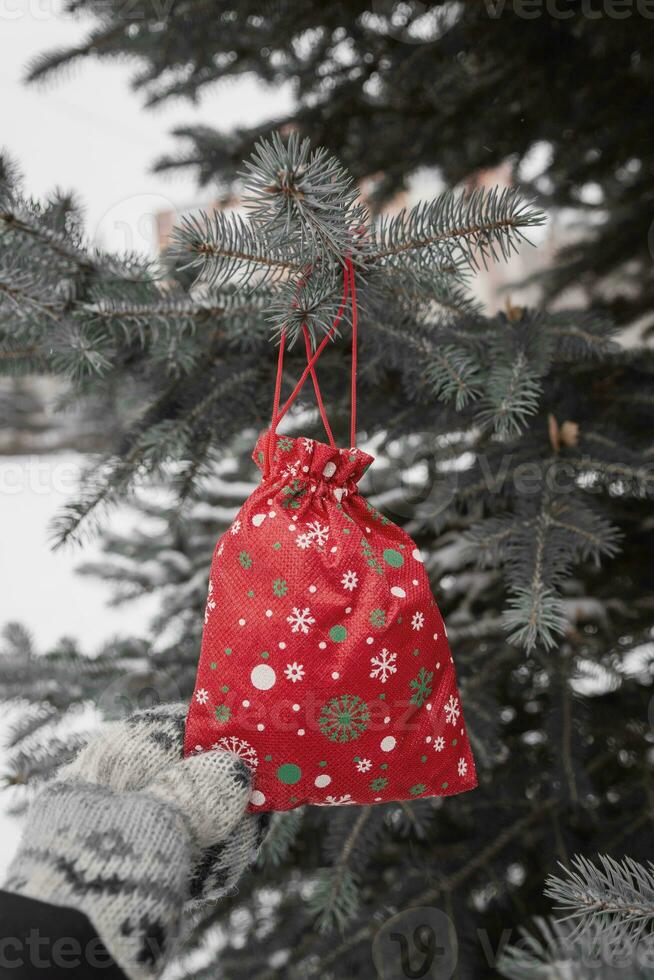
left=1, top=3, right=653, bottom=978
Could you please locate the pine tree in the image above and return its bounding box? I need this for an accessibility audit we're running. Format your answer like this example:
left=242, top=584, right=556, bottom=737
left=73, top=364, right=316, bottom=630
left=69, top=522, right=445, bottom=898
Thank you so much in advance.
left=1, top=125, right=653, bottom=977
left=27, top=2, right=654, bottom=329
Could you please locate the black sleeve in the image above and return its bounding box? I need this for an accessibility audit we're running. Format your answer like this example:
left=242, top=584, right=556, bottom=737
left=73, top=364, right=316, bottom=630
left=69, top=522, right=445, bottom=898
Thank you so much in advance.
left=0, top=890, right=127, bottom=979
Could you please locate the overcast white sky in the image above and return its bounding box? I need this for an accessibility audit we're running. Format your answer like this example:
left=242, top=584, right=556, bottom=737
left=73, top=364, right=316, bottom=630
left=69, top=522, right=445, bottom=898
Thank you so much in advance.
left=1, top=0, right=293, bottom=253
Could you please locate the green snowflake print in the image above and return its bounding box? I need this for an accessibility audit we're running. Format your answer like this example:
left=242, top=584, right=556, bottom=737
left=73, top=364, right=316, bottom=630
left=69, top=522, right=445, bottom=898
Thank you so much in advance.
left=409, top=783, right=427, bottom=796
left=277, top=436, right=294, bottom=452
left=214, top=705, right=231, bottom=723
left=281, top=478, right=307, bottom=510
left=370, top=776, right=388, bottom=792
left=409, top=667, right=434, bottom=707
left=369, top=608, right=386, bottom=628
left=319, top=695, right=370, bottom=743
left=238, top=551, right=253, bottom=569
left=272, top=578, right=288, bottom=597
left=361, top=536, right=383, bottom=575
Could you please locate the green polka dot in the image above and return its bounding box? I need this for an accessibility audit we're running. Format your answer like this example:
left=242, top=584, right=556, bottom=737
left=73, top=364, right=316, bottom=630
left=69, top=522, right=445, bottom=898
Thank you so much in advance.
left=247, top=589, right=255, bottom=598
left=421, top=755, right=427, bottom=763
left=210, top=662, right=217, bottom=670
left=380, top=763, right=388, bottom=770
left=273, top=542, right=281, bottom=550
left=343, top=527, right=351, bottom=534
left=289, top=796, right=298, bottom=803
left=329, top=625, right=347, bottom=643
left=383, top=548, right=404, bottom=568
left=277, top=763, right=302, bottom=785
left=378, top=692, right=386, bottom=700
left=412, top=648, right=420, bottom=657
left=261, top=651, right=269, bottom=659
left=221, top=685, right=229, bottom=693
left=319, top=760, right=327, bottom=767
left=264, top=754, right=273, bottom=762
left=441, top=781, right=449, bottom=790
left=451, top=738, right=458, bottom=747
left=224, top=647, right=232, bottom=656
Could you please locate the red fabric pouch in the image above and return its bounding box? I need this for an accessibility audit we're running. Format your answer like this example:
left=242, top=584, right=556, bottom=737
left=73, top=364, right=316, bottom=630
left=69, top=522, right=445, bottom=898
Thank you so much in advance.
left=185, top=261, right=477, bottom=810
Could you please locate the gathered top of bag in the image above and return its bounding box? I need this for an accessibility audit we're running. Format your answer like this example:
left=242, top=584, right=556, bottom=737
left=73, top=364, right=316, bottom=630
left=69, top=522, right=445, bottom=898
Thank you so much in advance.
left=253, top=432, right=374, bottom=489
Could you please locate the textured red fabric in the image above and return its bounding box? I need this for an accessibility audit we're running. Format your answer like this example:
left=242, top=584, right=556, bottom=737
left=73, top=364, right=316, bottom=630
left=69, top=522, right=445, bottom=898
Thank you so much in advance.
left=184, top=431, right=477, bottom=811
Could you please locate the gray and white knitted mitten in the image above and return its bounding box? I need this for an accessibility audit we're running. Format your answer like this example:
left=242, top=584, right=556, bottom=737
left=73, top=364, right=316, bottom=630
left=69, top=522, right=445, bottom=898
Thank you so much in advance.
left=5, top=704, right=268, bottom=980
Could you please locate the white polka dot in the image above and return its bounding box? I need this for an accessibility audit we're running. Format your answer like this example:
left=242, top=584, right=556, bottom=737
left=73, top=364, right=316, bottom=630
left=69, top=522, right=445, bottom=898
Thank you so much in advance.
left=384, top=716, right=390, bottom=724
left=331, top=671, right=339, bottom=680
left=436, top=662, right=441, bottom=669
left=365, top=526, right=371, bottom=533
left=391, top=586, right=406, bottom=599
left=239, top=618, right=246, bottom=626
left=319, top=641, right=327, bottom=650
left=330, top=546, right=337, bottom=553
left=250, top=790, right=266, bottom=806
left=310, top=485, right=316, bottom=492
left=374, top=796, right=382, bottom=802
left=302, top=465, right=309, bottom=473
left=297, top=728, right=305, bottom=736
left=315, top=774, right=332, bottom=788
left=257, top=723, right=265, bottom=731
left=426, top=703, right=432, bottom=711
left=412, top=548, right=424, bottom=563
left=309, top=585, right=317, bottom=593
left=322, top=461, right=337, bottom=478
left=289, top=523, right=296, bottom=531
left=250, top=664, right=276, bottom=691
left=279, top=641, right=286, bottom=649
left=366, top=637, right=374, bottom=645
left=345, top=607, right=352, bottom=614
left=381, top=736, right=396, bottom=752
left=292, top=703, right=300, bottom=712
left=265, top=609, right=273, bottom=618
left=433, top=633, right=439, bottom=640
left=242, top=699, right=250, bottom=708
left=267, top=499, right=273, bottom=506
left=412, top=579, right=419, bottom=586
left=425, top=736, right=432, bottom=743
left=268, top=511, right=276, bottom=518
left=252, top=513, right=266, bottom=527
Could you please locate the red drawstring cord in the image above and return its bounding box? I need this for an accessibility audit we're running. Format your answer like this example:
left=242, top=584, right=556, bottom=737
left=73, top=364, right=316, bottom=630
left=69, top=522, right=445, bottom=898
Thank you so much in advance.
left=265, top=259, right=358, bottom=476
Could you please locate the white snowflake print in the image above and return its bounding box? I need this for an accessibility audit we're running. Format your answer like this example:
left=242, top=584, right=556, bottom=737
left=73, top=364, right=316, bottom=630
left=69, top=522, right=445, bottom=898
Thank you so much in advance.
left=282, top=460, right=300, bottom=479
left=230, top=519, right=241, bottom=535
left=213, top=735, right=259, bottom=769
left=411, top=611, right=425, bottom=631
left=301, top=437, right=315, bottom=451
left=204, top=580, right=216, bottom=624
left=296, top=533, right=312, bottom=550
left=370, top=648, right=398, bottom=684
left=305, top=520, right=330, bottom=547
left=287, top=606, right=316, bottom=634
left=433, top=736, right=445, bottom=752
left=356, top=758, right=372, bottom=774
left=341, top=569, right=358, bottom=592
left=457, top=757, right=468, bottom=777
left=444, top=694, right=460, bottom=726
left=195, top=688, right=209, bottom=705
left=319, top=794, right=355, bottom=806
left=284, top=662, right=305, bottom=683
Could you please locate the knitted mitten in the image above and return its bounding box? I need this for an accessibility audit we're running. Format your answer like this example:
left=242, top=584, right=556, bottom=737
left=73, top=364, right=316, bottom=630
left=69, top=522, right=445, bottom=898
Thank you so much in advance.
left=5, top=704, right=268, bottom=980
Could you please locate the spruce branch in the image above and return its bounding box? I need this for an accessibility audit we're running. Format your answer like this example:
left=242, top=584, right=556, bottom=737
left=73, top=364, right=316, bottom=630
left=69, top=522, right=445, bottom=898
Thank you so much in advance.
left=545, top=855, right=654, bottom=948
left=169, top=209, right=301, bottom=289
left=369, top=186, right=544, bottom=272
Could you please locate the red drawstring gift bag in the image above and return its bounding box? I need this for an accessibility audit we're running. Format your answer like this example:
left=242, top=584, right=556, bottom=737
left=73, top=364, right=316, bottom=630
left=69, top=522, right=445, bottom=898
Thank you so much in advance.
left=185, top=261, right=477, bottom=810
